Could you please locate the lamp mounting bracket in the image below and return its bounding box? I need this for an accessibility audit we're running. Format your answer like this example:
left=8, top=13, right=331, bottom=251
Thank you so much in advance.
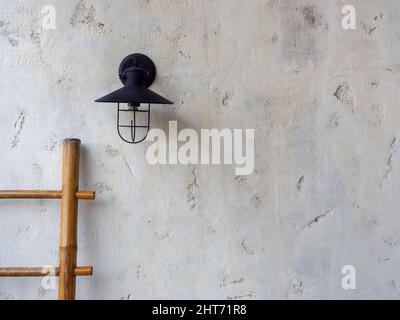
left=119, top=53, right=156, bottom=88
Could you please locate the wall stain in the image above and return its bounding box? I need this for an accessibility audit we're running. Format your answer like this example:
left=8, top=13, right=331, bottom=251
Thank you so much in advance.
left=227, top=291, right=256, bottom=300
left=105, top=145, right=120, bottom=158
left=222, top=92, right=232, bottom=106
left=234, top=175, right=247, bottom=187
left=0, top=20, right=19, bottom=47
left=361, top=14, right=383, bottom=35
left=37, top=287, right=46, bottom=299
left=44, top=135, right=59, bottom=153
left=334, top=82, right=351, bottom=102
left=297, top=175, right=304, bottom=192
left=187, top=168, right=199, bottom=210
left=380, top=136, right=396, bottom=186
left=135, top=264, right=144, bottom=278
left=378, top=257, right=391, bottom=264
left=250, top=193, right=261, bottom=209
left=11, top=109, right=26, bottom=149
left=371, top=80, right=380, bottom=89
left=241, top=240, right=254, bottom=255
left=368, top=104, right=385, bottom=127
left=303, top=208, right=335, bottom=230
left=84, top=182, right=111, bottom=194
left=281, top=4, right=328, bottom=69
left=70, top=0, right=108, bottom=33
left=220, top=273, right=244, bottom=287
left=154, top=231, right=170, bottom=241
left=289, top=278, right=304, bottom=295
left=387, top=280, right=400, bottom=297
left=383, top=237, right=400, bottom=248
left=333, top=82, right=354, bottom=112
left=328, top=112, right=339, bottom=129
left=302, top=5, right=323, bottom=28
left=120, top=293, right=132, bottom=300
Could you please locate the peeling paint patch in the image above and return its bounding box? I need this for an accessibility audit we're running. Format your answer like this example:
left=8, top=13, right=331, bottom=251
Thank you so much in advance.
left=11, top=109, right=26, bottom=149
left=361, top=14, right=383, bottom=35
left=70, top=0, right=108, bottom=33
left=37, top=287, right=46, bottom=299
left=383, top=237, right=400, bottom=248
left=234, top=175, right=247, bottom=186
left=378, top=257, right=391, bottom=264
left=154, top=231, right=170, bottom=241
left=387, top=280, right=400, bottom=297
left=334, top=82, right=351, bottom=103
left=84, top=182, right=111, bottom=194
left=368, top=104, right=385, bottom=127
left=250, top=193, right=261, bottom=209
left=222, top=92, right=232, bottom=106
left=333, top=82, right=354, bottom=112
left=302, top=5, right=323, bottom=28
left=371, top=80, right=380, bottom=89
left=135, top=264, right=144, bottom=278
left=289, top=278, right=304, bottom=295
left=227, top=291, right=256, bottom=300
left=56, top=75, right=73, bottom=91
left=303, top=208, right=335, bottom=230
left=120, top=293, right=132, bottom=300
left=17, top=224, right=30, bottom=235
left=30, top=31, right=41, bottom=45
left=207, top=225, right=216, bottom=235
left=281, top=4, right=328, bottom=68
left=105, top=145, right=120, bottom=158
left=44, top=135, right=59, bottom=153
left=220, top=274, right=244, bottom=288
left=0, top=20, right=19, bottom=47
left=380, top=136, right=396, bottom=186
left=328, top=113, right=339, bottom=128
left=187, top=167, right=199, bottom=210
left=241, top=239, right=254, bottom=255
left=297, top=175, right=304, bottom=192
left=104, top=145, right=134, bottom=175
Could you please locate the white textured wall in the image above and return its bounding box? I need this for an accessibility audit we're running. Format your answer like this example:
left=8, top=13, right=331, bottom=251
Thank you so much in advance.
left=0, top=0, right=400, bottom=299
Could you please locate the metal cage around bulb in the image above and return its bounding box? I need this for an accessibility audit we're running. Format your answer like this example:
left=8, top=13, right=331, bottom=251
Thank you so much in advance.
left=116, top=102, right=151, bottom=144
left=95, top=53, right=173, bottom=144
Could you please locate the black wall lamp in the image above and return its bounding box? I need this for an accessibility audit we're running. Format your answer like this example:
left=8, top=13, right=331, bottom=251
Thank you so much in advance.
left=95, top=53, right=173, bottom=144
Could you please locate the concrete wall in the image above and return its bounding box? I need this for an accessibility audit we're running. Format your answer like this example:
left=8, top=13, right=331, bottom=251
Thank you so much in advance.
left=0, top=0, right=399, bottom=299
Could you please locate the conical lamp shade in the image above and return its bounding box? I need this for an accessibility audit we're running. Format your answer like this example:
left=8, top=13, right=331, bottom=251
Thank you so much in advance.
left=95, top=85, right=173, bottom=104
left=96, top=68, right=173, bottom=105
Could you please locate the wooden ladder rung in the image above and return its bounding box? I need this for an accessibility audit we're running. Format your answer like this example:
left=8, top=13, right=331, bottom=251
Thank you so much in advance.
left=0, top=266, right=93, bottom=277
left=0, top=190, right=95, bottom=200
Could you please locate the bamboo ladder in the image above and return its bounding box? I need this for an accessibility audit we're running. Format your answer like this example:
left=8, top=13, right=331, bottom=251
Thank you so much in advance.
left=0, top=139, right=95, bottom=300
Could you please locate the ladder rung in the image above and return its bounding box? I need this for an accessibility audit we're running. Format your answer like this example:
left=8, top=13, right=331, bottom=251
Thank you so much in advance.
left=0, top=266, right=93, bottom=277
left=0, top=190, right=95, bottom=200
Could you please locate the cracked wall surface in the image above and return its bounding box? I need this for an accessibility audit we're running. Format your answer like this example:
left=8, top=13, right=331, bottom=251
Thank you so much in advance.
left=0, top=0, right=400, bottom=299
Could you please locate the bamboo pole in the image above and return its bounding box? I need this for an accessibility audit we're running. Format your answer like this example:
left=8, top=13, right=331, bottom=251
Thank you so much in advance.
left=0, top=266, right=92, bottom=277
left=58, top=139, right=80, bottom=300
left=0, top=190, right=95, bottom=200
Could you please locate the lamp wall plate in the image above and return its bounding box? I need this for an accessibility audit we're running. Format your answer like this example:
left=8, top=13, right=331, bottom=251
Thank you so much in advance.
left=119, top=53, right=156, bottom=87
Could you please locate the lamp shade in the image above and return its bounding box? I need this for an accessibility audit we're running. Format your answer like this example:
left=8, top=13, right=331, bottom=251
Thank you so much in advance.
left=95, top=68, right=173, bottom=105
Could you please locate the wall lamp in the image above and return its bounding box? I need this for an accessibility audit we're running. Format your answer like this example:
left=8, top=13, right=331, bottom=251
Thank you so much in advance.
left=95, top=53, right=173, bottom=144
